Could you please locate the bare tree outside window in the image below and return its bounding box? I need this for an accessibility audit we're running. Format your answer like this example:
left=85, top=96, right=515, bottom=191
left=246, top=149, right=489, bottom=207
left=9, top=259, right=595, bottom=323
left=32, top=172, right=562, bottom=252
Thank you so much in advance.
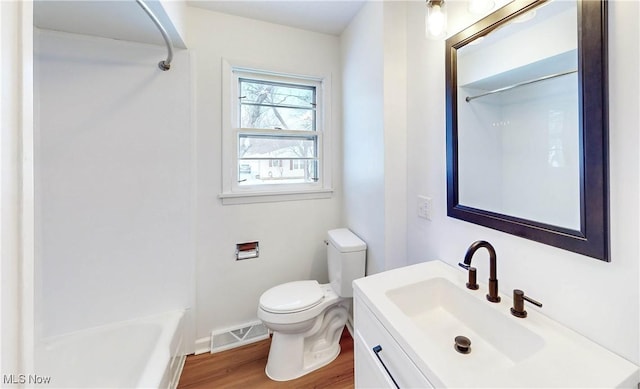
left=237, top=78, right=319, bottom=184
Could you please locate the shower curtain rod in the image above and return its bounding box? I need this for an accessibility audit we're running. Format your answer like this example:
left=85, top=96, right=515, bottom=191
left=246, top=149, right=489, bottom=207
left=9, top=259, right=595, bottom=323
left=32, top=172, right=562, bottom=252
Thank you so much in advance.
left=465, top=69, right=577, bottom=102
left=135, top=0, right=174, bottom=71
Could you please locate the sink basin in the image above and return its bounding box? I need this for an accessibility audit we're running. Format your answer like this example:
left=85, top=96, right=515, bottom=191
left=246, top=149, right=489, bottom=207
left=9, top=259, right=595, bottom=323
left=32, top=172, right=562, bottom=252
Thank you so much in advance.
left=353, top=260, right=639, bottom=388
left=386, top=277, right=544, bottom=365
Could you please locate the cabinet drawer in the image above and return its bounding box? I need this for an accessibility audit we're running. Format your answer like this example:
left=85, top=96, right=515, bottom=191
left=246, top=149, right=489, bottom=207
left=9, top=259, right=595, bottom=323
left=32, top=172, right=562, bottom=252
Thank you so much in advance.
left=355, top=299, right=433, bottom=389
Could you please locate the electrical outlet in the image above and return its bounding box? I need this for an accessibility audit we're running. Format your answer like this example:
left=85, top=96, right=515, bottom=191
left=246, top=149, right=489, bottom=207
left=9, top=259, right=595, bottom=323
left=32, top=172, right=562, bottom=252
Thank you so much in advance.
left=417, top=195, right=433, bottom=220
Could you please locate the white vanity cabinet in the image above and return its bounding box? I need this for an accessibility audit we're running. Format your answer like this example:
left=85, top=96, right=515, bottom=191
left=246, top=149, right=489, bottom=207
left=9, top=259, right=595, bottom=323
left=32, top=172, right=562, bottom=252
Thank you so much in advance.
left=354, top=291, right=433, bottom=389
left=352, top=261, right=639, bottom=388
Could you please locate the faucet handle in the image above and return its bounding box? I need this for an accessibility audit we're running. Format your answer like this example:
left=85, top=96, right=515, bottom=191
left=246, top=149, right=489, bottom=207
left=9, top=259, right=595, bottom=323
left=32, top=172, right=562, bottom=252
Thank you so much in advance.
left=510, top=289, right=542, bottom=318
left=458, top=263, right=479, bottom=290
left=466, top=267, right=479, bottom=290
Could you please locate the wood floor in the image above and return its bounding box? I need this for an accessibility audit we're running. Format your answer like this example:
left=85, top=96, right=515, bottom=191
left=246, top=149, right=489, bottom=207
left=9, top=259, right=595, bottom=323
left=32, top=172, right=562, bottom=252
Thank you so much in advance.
left=177, top=328, right=354, bottom=389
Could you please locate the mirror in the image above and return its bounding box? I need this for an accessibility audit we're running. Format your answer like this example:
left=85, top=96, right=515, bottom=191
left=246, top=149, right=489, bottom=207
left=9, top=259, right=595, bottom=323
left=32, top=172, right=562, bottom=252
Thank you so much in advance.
left=445, top=0, right=609, bottom=261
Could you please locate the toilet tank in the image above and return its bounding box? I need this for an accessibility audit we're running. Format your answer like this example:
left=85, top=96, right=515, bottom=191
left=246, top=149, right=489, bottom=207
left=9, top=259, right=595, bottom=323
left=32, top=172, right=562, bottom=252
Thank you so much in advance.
left=327, top=228, right=366, bottom=297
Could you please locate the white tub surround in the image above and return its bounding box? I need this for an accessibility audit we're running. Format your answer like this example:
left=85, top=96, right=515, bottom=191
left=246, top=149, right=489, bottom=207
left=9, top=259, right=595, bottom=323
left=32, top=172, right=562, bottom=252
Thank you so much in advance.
left=35, top=310, right=185, bottom=389
left=35, top=29, right=195, bottom=345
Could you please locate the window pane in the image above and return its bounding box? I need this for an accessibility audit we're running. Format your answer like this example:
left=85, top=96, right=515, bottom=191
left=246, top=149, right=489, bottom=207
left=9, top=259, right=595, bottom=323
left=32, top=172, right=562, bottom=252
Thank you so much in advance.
left=240, top=79, right=315, bottom=108
left=238, top=159, right=318, bottom=186
left=230, top=73, right=324, bottom=192
left=239, top=78, right=316, bottom=131
left=240, top=105, right=315, bottom=131
left=238, top=134, right=317, bottom=159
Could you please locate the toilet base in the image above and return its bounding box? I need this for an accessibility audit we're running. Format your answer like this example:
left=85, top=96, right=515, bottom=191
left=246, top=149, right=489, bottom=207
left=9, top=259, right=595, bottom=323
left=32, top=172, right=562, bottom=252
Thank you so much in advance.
left=265, top=336, right=341, bottom=381
left=263, top=304, right=348, bottom=381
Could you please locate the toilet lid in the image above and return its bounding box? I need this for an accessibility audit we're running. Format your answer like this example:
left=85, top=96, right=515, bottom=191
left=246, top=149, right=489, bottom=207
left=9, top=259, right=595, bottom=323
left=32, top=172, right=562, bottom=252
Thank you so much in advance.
left=259, top=280, right=324, bottom=313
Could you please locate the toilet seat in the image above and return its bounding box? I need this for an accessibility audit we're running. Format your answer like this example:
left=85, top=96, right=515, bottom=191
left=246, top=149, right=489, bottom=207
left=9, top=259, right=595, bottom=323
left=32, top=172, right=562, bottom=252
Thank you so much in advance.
left=259, top=280, right=324, bottom=314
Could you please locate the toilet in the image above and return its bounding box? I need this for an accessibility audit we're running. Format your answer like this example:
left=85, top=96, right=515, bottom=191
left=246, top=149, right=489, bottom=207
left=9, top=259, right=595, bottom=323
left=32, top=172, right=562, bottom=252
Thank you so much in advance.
left=257, top=228, right=366, bottom=381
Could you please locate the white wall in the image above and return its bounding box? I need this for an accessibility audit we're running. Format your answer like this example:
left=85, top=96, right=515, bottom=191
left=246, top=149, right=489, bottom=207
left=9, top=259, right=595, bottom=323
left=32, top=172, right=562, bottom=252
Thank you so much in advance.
left=341, top=2, right=385, bottom=275
left=185, top=7, right=343, bottom=344
left=406, top=0, right=639, bottom=364
left=382, top=2, right=408, bottom=271
left=341, top=1, right=408, bottom=276
left=1, top=2, right=21, bottom=375
left=1, top=0, right=35, bottom=375
left=35, top=30, right=195, bottom=345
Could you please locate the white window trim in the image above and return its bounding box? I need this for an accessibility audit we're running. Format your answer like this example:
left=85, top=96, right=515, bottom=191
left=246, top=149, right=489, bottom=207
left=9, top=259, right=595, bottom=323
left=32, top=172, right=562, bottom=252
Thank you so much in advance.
left=220, top=59, right=333, bottom=205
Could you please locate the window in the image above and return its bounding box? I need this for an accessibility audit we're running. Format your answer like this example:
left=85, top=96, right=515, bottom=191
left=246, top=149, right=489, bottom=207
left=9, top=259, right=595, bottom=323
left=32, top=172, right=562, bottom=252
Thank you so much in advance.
left=221, top=62, right=332, bottom=204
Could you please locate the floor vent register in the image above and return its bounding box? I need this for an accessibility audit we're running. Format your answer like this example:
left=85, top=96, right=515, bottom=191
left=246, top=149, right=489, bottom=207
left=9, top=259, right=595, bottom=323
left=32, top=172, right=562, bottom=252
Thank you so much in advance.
left=210, top=321, right=269, bottom=353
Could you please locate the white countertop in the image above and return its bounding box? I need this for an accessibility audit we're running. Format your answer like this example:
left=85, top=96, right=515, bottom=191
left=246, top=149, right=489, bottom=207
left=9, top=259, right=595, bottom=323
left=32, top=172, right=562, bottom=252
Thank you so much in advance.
left=353, top=260, right=639, bottom=388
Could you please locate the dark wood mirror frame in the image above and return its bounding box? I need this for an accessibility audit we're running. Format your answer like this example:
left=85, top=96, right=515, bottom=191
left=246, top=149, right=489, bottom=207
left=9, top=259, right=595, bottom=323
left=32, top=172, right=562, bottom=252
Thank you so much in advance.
left=445, top=0, right=609, bottom=261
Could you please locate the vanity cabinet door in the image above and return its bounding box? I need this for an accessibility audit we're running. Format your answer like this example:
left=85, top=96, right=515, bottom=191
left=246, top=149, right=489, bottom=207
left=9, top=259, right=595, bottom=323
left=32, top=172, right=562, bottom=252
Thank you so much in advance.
left=354, top=331, right=398, bottom=388
left=354, top=298, right=434, bottom=389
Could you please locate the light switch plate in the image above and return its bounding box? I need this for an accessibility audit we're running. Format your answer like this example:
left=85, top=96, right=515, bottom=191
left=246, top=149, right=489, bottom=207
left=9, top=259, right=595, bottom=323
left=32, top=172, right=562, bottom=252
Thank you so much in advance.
left=417, top=195, right=432, bottom=220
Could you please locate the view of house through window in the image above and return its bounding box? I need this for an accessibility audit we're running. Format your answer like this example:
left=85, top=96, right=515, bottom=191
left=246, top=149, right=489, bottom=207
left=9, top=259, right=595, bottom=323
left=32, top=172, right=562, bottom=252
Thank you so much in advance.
left=236, top=76, right=320, bottom=186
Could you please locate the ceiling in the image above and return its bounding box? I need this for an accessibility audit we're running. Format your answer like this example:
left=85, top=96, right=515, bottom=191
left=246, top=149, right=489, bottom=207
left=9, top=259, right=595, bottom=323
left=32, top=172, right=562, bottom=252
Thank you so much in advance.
left=33, top=0, right=363, bottom=49
left=34, top=1, right=187, bottom=48
left=187, top=0, right=367, bottom=36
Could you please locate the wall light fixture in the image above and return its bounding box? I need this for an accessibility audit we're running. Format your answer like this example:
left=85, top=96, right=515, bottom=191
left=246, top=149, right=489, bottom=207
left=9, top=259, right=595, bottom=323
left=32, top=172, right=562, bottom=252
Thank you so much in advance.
left=425, top=0, right=447, bottom=40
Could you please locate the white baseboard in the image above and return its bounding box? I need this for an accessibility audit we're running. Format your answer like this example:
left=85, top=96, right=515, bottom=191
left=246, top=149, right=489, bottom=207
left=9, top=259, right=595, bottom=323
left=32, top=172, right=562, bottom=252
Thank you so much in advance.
left=193, top=336, right=211, bottom=355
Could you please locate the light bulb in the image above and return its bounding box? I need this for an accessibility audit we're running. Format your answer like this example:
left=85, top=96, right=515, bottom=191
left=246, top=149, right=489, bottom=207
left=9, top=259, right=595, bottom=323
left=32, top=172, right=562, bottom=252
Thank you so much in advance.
left=429, top=6, right=445, bottom=36
left=425, top=1, right=447, bottom=39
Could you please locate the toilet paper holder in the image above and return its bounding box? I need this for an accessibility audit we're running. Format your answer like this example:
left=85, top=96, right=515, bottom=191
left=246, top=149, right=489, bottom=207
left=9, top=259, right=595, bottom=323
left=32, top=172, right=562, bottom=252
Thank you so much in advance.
left=236, top=241, right=259, bottom=260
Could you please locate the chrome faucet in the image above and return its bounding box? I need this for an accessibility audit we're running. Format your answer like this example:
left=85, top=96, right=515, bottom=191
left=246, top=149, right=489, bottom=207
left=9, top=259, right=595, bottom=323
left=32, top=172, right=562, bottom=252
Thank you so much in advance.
left=458, top=240, right=500, bottom=303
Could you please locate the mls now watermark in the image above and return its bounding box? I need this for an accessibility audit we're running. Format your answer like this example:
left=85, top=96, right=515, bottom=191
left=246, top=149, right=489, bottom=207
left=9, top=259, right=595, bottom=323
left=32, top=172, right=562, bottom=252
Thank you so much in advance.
left=3, top=374, right=52, bottom=385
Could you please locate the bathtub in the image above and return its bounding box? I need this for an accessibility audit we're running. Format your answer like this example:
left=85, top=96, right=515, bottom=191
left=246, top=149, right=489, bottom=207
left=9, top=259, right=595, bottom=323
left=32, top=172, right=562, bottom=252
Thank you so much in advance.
left=35, top=310, right=186, bottom=388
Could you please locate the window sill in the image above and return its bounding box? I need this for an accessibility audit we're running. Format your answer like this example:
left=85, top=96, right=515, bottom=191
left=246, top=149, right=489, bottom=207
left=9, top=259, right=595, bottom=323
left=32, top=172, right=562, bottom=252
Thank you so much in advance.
left=218, top=188, right=333, bottom=205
